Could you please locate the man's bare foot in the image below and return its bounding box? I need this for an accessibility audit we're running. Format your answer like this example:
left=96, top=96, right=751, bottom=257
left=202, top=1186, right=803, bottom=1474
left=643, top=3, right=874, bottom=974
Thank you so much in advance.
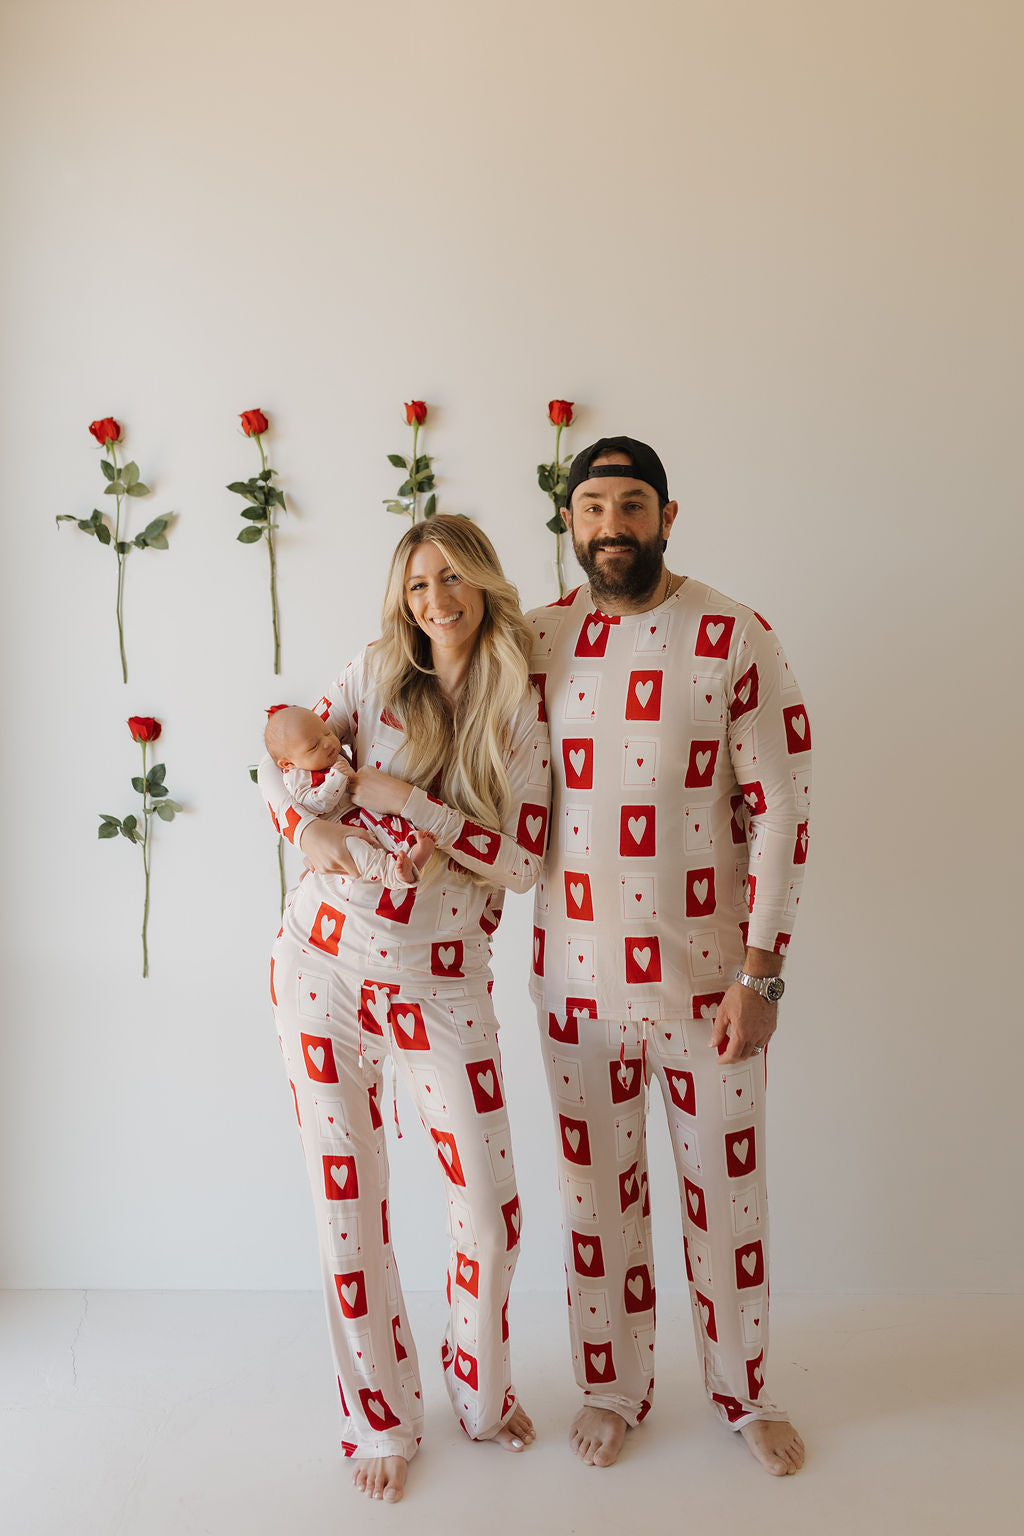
left=492, top=1401, right=536, bottom=1451
left=570, top=1404, right=627, bottom=1466
left=739, top=1419, right=805, bottom=1476
left=352, top=1454, right=408, bottom=1502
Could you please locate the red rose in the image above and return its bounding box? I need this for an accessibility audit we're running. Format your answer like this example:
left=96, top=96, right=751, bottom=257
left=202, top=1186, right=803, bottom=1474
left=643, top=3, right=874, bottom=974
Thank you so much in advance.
left=128, top=717, right=162, bottom=743
left=548, top=400, right=574, bottom=427
left=404, top=400, right=427, bottom=426
left=240, top=409, right=269, bottom=437
left=89, top=417, right=121, bottom=446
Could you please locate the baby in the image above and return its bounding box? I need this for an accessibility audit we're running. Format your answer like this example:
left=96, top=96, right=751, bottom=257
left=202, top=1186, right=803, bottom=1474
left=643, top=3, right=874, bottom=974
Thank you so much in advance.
left=265, top=705, right=434, bottom=887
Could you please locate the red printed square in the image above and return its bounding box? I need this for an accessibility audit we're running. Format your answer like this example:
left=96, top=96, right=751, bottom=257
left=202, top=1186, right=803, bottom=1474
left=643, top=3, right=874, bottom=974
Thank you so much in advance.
left=391, top=1003, right=430, bottom=1051
left=624, top=1263, right=654, bottom=1313
left=452, top=820, right=499, bottom=865
left=712, top=1393, right=747, bottom=1424
left=685, top=867, right=716, bottom=918
left=746, top=1349, right=765, bottom=1401
left=684, top=1177, right=708, bottom=1231
left=528, top=673, right=548, bottom=721
left=725, top=1127, right=756, bottom=1177
left=695, top=614, right=735, bottom=658
left=392, top=1314, right=408, bottom=1363
left=367, top=1081, right=383, bottom=1130
left=431, top=940, right=464, bottom=977
left=560, top=1114, right=591, bottom=1165
left=620, top=805, right=656, bottom=856
left=566, top=996, right=597, bottom=1024
left=619, top=1160, right=640, bottom=1212
left=695, top=1289, right=718, bottom=1341
left=308, top=902, right=345, bottom=955
left=517, top=802, right=548, bottom=854
left=739, top=780, right=766, bottom=816
left=455, top=1251, right=480, bottom=1296
left=572, top=1231, right=605, bottom=1277
left=375, top=886, right=415, bottom=924
left=583, top=1340, right=616, bottom=1385
left=334, top=1270, right=367, bottom=1318
left=729, top=663, right=759, bottom=721
left=562, top=737, right=594, bottom=789
left=665, top=1068, right=696, bottom=1116
left=729, top=793, right=747, bottom=844
left=735, top=1239, right=765, bottom=1289
left=783, top=704, right=811, bottom=754
left=282, top=806, right=302, bottom=845
left=501, top=1194, right=521, bottom=1250
left=453, top=1347, right=479, bottom=1389
left=684, top=739, right=720, bottom=788
left=431, top=1128, right=466, bottom=1185
left=564, top=872, right=594, bottom=920
left=610, top=1057, right=642, bottom=1103
left=532, top=926, right=545, bottom=977
left=359, top=980, right=396, bottom=1036
left=747, top=873, right=757, bottom=913
left=301, top=1033, right=338, bottom=1083
left=625, top=671, right=663, bottom=721
left=692, top=991, right=725, bottom=1022
left=574, top=612, right=618, bottom=657
left=466, top=1057, right=504, bottom=1113
left=323, top=1154, right=358, bottom=1201
left=793, top=821, right=809, bottom=864
left=625, top=935, right=661, bottom=983
left=358, top=1387, right=401, bottom=1432
left=548, top=1011, right=579, bottom=1044
left=774, top=931, right=791, bottom=955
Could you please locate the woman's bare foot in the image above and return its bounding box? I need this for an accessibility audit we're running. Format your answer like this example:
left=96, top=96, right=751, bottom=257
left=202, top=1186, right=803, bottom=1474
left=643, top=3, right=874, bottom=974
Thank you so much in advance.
left=492, top=1401, right=536, bottom=1451
left=739, top=1419, right=805, bottom=1476
left=570, top=1404, right=627, bottom=1466
left=352, top=1454, right=408, bottom=1502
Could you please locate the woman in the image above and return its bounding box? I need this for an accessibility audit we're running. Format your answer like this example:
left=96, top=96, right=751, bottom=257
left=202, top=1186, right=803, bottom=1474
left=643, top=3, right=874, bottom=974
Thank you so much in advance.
left=258, top=517, right=550, bottom=1504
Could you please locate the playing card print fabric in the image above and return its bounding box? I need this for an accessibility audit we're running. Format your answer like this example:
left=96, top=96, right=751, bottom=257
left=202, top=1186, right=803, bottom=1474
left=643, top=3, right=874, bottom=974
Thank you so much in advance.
left=526, top=582, right=809, bottom=1016
left=527, top=579, right=809, bottom=1428
left=259, top=648, right=549, bottom=1458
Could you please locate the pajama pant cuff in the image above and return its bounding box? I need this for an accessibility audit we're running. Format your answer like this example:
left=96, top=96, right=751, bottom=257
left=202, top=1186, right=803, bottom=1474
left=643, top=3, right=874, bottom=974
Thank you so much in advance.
left=723, top=1406, right=790, bottom=1432
left=347, top=1436, right=420, bottom=1460
left=581, top=1391, right=647, bottom=1429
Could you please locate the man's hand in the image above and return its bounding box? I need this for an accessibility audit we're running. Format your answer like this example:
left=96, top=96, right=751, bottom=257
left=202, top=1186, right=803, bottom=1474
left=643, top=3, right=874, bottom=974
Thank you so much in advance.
left=708, top=981, right=778, bottom=1063
left=348, top=765, right=414, bottom=817
left=299, top=818, right=371, bottom=876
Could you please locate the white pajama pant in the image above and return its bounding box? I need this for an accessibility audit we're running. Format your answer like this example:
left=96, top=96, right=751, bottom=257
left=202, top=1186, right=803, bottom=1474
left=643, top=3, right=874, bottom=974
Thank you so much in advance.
left=539, top=1008, right=788, bottom=1430
left=272, top=932, right=523, bottom=1460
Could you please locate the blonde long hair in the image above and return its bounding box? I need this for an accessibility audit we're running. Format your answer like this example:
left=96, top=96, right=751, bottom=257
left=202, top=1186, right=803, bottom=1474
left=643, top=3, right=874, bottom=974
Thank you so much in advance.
left=373, top=516, right=533, bottom=832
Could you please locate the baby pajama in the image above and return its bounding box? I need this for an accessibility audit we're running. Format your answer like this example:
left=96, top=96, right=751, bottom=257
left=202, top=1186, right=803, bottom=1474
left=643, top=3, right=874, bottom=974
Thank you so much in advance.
left=283, top=764, right=419, bottom=890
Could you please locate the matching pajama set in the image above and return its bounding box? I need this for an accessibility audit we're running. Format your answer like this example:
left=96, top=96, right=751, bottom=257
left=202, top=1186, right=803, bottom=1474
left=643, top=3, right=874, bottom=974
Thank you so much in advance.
left=525, top=579, right=811, bottom=1430
left=258, top=648, right=550, bottom=1461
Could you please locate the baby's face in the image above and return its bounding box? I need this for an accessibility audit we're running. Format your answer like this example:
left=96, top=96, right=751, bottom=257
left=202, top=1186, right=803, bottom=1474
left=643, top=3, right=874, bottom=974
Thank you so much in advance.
left=285, top=714, right=342, bottom=772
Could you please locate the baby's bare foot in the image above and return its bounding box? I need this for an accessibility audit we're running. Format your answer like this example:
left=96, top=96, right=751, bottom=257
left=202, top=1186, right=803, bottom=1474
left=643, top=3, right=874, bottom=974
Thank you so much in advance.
left=739, top=1419, right=805, bottom=1476
left=352, top=1454, right=408, bottom=1502
left=570, top=1404, right=627, bottom=1466
left=410, top=832, right=435, bottom=872
left=492, top=1401, right=535, bottom=1452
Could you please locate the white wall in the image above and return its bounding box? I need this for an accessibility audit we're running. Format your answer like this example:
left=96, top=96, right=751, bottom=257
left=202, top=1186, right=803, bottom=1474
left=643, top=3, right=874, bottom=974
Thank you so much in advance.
left=1, top=0, right=1020, bottom=1294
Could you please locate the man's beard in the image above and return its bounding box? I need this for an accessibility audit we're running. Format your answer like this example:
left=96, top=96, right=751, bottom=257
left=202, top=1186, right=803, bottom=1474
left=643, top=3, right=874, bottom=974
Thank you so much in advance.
left=573, top=532, right=665, bottom=605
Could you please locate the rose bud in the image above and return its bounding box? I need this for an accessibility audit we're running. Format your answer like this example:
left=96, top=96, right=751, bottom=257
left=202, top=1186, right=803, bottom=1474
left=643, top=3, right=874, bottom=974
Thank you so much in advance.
left=89, top=417, right=122, bottom=446
left=548, top=400, right=574, bottom=427
left=127, top=717, right=162, bottom=743
left=404, top=400, right=428, bottom=426
left=240, top=409, right=269, bottom=437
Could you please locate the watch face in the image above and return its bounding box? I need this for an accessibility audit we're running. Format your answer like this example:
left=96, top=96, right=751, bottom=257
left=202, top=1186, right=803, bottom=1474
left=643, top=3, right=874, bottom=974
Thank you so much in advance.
left=765, top=978, right=785, bottom=1003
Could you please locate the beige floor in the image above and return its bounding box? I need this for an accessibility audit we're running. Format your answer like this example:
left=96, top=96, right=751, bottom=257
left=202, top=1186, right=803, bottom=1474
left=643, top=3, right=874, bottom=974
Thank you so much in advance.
left=2, top=1289, right=1020, bottom=1536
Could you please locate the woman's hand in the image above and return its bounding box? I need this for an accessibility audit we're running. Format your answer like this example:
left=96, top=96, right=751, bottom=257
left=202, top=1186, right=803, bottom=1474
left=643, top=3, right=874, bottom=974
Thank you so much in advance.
left=298, top=818, right=364, bottom=875
left=349, top=765, right=414, bottom=817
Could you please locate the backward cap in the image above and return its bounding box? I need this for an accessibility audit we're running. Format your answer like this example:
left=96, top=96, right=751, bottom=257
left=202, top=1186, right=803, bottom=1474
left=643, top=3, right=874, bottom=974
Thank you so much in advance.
left=566, top=436, right=669, bottom=509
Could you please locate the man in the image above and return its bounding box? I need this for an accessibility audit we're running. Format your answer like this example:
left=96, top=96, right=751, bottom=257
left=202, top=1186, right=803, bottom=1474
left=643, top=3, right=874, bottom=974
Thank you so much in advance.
left=525, top=437, right=809, bottom=1475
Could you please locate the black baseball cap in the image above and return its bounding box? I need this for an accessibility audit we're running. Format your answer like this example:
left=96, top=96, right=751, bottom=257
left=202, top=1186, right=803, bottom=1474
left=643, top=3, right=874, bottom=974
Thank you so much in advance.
left=565, top=436, right=669, bottom=510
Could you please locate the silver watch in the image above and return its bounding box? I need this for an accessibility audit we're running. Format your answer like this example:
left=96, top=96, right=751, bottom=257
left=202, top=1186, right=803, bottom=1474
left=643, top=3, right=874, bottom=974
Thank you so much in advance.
left=735, top=970, right=785, bottom=1003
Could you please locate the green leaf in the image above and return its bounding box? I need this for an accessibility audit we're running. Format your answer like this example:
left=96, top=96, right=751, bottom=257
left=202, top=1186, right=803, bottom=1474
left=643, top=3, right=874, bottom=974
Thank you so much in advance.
left=155, top=802, right=176, bottom=821
left=146, top=534, right=169, bottom=549
left=133, top=534, right=149, bottom=549
left=545, top=511, right=567, bottom=534
left=132, top=776, right=146, bottom=793
left=268, top=487, right=286, bottom=508
left=161, top=798, right=182, bottom=812
left=56, top=514, right=77, bottom=523
left=248, top=766, right=259, bottom=783
left=117, top=540, right=131, bottom=553
left=76, top=519, right=95, bottom=534
left=122, top=814, right=137, bottom=833
left=257, top=466, right=275, bottom=481
left=149, top=784, right=169, bottom=798
left=125, top=482, right=149, bottom=497
left=148, top=763, right=166, bottom=784
left=537, top=464, right=555, bottom=493
left=143, top=518, right=168, bottom=538
left=417, top=475, right=435, bottom=492
left=387, top=454, right=409, bottom=468
left=95, top=522, right=111, bottom=545
left=412, top=455, right=433, bottom=472
left=99, top=812, right=121, bottom=823
left=122, top=461, right=140, bottom=487
left=226, top=480, right=256, bottom=496
left=104, top=481, right=125, bottom=496
left=238, top=526, right=263, bottom=543
left=396, top=478, right=414, bottom=497
left=100, top=460, right=116, bottom=482
left=383, top=499, right=412, bottom=516
left=424, top=493, right=437, bottom=518
left=98, top=822, right=120, bottom=838
left=240, top=505, right=268, bottom=521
